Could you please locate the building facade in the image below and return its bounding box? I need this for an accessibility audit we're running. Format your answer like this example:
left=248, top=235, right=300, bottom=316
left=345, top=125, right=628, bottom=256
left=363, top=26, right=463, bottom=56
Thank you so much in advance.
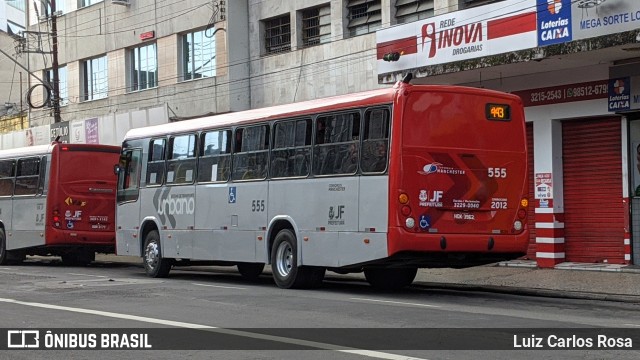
left=376, top=0, right=640, bottom=267
left=0, top=0, right=28, bottom=131
left=12, top=0, right=640, bottom=266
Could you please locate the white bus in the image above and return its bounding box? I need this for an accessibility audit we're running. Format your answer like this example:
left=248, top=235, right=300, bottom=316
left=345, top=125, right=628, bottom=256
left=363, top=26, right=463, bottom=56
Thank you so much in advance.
left=115, top=82, right=529, bottom=289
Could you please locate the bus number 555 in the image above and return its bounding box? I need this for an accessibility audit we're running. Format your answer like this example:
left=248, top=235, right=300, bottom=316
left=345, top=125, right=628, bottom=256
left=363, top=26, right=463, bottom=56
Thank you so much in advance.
left=252, top=200, right=265, bottom=212
left=488, top=168, right=507, bottom=178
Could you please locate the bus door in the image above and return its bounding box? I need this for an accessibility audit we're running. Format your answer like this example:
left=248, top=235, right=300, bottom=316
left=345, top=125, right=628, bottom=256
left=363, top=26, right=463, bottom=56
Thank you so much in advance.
left=152, top=134, right=197, bottom=259
left=56, top=146, right=119, bottom=245
left=225, top=125, right=270, bottom=263
left=400, top=90, right=527, bottom=238
left=11, top=156, right=46, bottom=249
left=116, top=148, right=142, bottom=256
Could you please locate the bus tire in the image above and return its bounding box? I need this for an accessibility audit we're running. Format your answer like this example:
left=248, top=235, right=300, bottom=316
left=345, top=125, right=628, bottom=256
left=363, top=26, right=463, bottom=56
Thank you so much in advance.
left=364, top=267, right=418, bottom=291
left=271, top=229, right=325, bottom=289
left=0, top=228, right=7, bottom=265
left=237, top=262, right=265, bottom=281
left=143, top=230, right=172, bottom=278
left=0, top=229, right=24, bottom=265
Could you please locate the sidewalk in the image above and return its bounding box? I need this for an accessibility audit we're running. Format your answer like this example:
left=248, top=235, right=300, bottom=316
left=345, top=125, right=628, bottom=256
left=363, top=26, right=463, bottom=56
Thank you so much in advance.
left=95, top=254, right=640, bottom=303
left=410, top=260, right=640, bottom=303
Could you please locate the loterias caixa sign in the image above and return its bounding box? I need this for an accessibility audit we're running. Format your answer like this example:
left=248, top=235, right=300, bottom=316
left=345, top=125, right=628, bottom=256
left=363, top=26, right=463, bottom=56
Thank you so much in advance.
left=376, top=0, right=640, bottom=75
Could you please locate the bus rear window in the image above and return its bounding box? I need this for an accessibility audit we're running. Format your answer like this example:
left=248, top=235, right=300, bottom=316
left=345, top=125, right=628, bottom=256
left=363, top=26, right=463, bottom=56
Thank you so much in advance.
left=402, top=92, right=523, bottom=151
left=59, top=151, right=119, bottom=183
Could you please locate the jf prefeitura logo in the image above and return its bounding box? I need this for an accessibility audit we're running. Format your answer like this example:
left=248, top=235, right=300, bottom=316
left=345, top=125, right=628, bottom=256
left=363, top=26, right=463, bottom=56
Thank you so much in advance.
left=6, top=330, right=152, bottom=350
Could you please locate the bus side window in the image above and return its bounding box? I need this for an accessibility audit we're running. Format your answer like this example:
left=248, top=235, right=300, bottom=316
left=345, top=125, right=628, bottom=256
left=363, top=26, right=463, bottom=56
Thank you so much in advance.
left=147, top=139, right=166, bottom=186
left=0, top=159, right=15, bottom=196
left=38, top=156, right=47, bottom=195
left=232, top=125, right=269, bottom=181
left=361, top=108, right=390, bottom=173
left=167, top=134, right=197, bottom=184
left=198, top=129, right=231, bottom=182
left=117, top=149, right=142, bottom=203
left=313, top=112, right=360, bottom=175
left=15, top=157, right=40, bottom=196
left=271, top=119, right=311, bottom=178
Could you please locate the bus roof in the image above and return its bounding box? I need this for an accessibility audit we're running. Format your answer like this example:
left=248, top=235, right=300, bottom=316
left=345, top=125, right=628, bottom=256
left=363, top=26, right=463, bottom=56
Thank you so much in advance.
left=0, top=143, right=121, bottom=160
left=0, top=144, right=53, bottom=159
left=124, top=87, right=399, bottom=141
left=123, top=83, right=523, bottom=141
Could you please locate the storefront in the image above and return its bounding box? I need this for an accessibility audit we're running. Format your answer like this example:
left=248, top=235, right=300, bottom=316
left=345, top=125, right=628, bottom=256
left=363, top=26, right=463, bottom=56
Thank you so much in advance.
left=376, top=0, right=640, bottom=266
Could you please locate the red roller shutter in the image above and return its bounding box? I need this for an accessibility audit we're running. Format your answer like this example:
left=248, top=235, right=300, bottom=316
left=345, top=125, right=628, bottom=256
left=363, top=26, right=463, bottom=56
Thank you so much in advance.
left=526, top=122, right=536, bottom=259
left=562, top=118, right=625, bottom=263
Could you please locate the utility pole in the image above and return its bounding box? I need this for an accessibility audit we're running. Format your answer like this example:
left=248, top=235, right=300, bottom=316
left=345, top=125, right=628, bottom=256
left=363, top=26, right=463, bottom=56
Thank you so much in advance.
left=50, top=0, right=61, bottom=123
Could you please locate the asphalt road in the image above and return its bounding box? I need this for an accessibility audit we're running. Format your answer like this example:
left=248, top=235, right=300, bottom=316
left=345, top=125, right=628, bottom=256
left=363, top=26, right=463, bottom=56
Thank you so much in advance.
left=1, top=258, right=639, bottom=359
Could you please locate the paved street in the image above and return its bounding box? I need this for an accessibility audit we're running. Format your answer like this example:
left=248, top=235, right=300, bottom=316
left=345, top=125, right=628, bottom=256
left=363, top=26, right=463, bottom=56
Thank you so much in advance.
left=0, top=257, right=639, bottom=359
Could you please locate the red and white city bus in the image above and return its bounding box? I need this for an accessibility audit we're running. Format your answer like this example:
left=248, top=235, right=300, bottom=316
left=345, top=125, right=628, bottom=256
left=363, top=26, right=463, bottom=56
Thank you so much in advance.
left=0, top=142, right=120, bottom=265
left=115, top=80, right=529, bottom=289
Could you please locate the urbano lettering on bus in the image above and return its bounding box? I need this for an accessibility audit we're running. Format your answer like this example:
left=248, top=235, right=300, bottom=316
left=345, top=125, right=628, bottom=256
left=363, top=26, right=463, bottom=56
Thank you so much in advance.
left=157, top=195, right=195, bottom=216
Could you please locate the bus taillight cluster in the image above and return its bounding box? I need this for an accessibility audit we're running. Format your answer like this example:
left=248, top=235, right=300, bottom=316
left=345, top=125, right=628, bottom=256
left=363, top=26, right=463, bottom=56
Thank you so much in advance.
left=52, top=209, right=61, bottom=228
left=513, top=198, right=529, bottom=232
left=398, top=193, right=415, bottom=229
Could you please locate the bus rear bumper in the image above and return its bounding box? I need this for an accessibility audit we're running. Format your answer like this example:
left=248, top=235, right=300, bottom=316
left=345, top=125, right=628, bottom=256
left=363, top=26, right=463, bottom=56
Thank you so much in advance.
left=46, top=228, right=116, bottom=246
left=386, top=227, right=529, bottom=267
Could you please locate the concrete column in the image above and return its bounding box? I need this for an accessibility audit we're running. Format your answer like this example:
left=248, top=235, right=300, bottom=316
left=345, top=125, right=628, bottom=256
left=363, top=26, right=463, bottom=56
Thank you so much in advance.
left=534, top=118, right=566, bottom=268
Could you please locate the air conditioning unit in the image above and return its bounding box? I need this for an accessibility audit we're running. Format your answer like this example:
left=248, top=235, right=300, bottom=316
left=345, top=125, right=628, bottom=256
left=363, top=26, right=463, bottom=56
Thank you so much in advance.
left=112, top=0, right=130, bottom=5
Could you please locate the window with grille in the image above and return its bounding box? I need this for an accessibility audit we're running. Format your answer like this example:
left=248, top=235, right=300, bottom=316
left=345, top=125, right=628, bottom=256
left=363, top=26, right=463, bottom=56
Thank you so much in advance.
left=346, top=0, right=381, bottom=37
left=395, top=0, right=434, bottom=24
left=301, top=5, right=331, bottom=47
left=264, top=15, right=291, bottom=54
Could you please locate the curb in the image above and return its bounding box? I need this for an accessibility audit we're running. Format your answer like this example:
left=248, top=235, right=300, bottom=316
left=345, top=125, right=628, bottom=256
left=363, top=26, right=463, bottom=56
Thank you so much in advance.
left=411, top=281, right=640, bottom=304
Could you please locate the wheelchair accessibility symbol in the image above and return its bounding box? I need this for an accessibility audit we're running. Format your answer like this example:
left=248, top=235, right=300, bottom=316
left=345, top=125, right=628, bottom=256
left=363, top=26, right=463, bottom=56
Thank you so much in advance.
left=419, top=215, right=431, bottom=230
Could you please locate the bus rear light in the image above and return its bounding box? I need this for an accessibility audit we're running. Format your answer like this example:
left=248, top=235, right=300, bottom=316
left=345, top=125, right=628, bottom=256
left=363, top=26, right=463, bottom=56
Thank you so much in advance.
left=52, top=209, right=61, bottom=228
left=517, top=209, right=527, bottom=219
left=401, top=205, right=411, bottom=216
left=513, top=220, right=523, bottom=231
left=399, top=193, right=409, bottom=204
left=405, top=217, right=415, bottom=229
left=520, top=198, right=528, bottom=208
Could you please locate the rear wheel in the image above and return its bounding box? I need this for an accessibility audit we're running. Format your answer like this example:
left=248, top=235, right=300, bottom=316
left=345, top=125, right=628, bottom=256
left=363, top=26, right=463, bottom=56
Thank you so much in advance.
left=143, top=230, right=172, bottom=278
left=270, top=229, right=325, bottom=289
left=237, top=263, right=265, bottom=281
left=0, top=229, right=25, bottom=265
left=0, top=228, right=7, bottom=265
left=364, top=267, right=418, bottom=290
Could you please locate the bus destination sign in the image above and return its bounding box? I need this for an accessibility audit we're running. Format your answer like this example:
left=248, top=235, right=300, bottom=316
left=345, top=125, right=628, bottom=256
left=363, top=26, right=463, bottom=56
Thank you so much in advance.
left=485, top=103, right=511, bottom=121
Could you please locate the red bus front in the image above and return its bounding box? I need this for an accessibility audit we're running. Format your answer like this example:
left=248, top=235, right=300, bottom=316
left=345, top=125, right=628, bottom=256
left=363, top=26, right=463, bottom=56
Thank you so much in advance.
left=45, top=144, right=120, bottom=252
left=387, top=86, right=529, bottom=267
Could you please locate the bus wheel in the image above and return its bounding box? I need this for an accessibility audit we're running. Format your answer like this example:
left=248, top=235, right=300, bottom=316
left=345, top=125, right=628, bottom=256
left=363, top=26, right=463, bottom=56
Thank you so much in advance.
left=364, top=267, right=418, bottom=291
left=0, top=229, right=25, bottom=265
left=271, top=229, right=325, bottom=289
left=61, top=250, right=95, bottom=266
left=237, top=263, right=265, bottom=281
left=0, top=228, right=7, bottom=265
left=143, top=230, right=172, bottom=278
